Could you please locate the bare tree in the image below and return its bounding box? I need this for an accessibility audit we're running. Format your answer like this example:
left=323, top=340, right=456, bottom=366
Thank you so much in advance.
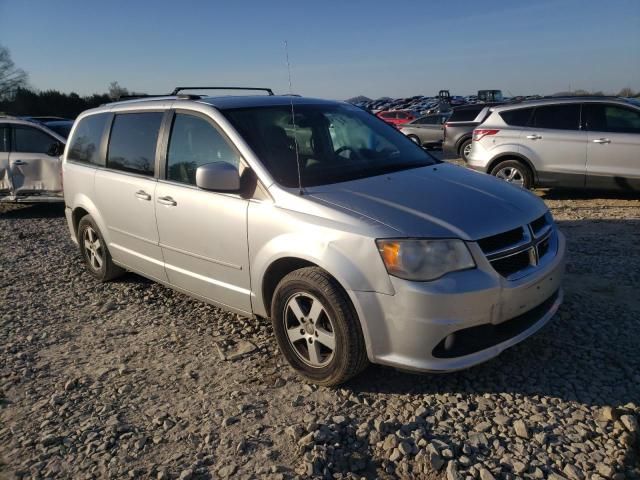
left=617, top=87, right=637, bottom=98
left=0, top=45, right=28, bottom=99
left=108, top=81, right=129, bottom=100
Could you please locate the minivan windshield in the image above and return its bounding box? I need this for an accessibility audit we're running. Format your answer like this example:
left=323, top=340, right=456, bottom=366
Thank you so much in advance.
left=223, top=103, right=436, bottom=187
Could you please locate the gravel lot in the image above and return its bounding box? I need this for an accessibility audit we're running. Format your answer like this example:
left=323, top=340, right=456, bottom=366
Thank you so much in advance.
left=1, top=162, right=639, bottom=479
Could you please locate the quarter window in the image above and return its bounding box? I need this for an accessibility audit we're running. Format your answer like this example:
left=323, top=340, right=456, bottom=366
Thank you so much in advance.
left=107, top=112, right=163, bottom=176
left=67, top=113, right=109, bottom=165
left=449, top=107, right=483, bottom=122
left=584, top=104, right=640, bottom=134
left=14, top=126, right=57, bottom=153
left=166, top=113, right=241, bottom=185
left=531, top=105, right=580, bottom=130
left=499, top=108, right=534, bottom=127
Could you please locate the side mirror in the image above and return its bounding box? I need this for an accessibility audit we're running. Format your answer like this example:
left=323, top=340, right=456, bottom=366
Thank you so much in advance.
left=47, top=142, right=64, bottom=157
left=195, top=161, right=241, bottom=192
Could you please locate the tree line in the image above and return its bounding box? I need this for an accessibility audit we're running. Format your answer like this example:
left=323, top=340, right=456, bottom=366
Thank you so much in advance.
left=0, top=87, right=114, bottom=119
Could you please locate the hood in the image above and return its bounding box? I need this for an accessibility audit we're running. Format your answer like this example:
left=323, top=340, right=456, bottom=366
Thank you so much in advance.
left=306, top=163, right=547, bottom=240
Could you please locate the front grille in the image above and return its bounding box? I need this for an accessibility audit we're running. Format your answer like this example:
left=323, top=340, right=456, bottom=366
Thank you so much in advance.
left=530, top=214, right=550, bottom=236
left=477, top=227, right=525, bottom=253
left=538, top=236, right=550, bottom=258
left=490, top=250, right=532, bottom=277
left=432, top=290, right=559, bottom=358
left=477, top=213, right=556, bottom=280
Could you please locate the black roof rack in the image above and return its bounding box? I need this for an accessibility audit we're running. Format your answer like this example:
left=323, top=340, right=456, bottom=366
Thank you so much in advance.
left=116, top=94, right=171, bottom=101
left=171, top=86, right=274, bottom=96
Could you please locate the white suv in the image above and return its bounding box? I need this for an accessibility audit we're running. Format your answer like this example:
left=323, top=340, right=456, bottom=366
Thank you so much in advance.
left=467, top=97, right=640, bottom=190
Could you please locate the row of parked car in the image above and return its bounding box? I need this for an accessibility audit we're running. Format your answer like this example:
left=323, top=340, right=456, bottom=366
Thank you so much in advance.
left=354, top=90, right=507, bottom=115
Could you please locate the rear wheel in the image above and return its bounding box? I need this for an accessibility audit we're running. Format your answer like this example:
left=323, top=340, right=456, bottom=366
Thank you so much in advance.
left=490, top=159, right=533, bottom=189
left=407, top=135, right=421, bottom=146
left=271, top=267, right=368, bottom=386
left=459, top=138, right=473, bottom=162
left=78, top=215, right=124, bottom=281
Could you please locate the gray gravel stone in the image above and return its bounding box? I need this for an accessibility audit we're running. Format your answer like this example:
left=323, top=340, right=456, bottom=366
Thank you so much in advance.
left=513, top=419, right=529, bottom=439
left=619, top=414, right=638, bottom=433
left=446, top=460, right=461, bottom=480
left=479, top=468, right=496, bottom=480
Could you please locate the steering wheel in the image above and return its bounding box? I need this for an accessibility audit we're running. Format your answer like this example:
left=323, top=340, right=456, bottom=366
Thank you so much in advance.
left=335, top=146, right=359, bottom=159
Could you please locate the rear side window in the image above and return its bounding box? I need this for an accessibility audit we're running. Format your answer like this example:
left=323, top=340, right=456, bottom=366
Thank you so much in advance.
left=166, top=113, right=240, bottom=185
left=500, top=108, right=534, bottom=126
left=14, top=126, right=57, bottom=154
left=449, top=107, right=483, bottom=122
left=531, top=104, right=580, bottom=130
left=584, top=104, right=640, bottom=133
left=0, top=125, right=8, bottom=152
left=107, top=112, right=163, bottom=176
left=67, top=114, right=109, bottom=165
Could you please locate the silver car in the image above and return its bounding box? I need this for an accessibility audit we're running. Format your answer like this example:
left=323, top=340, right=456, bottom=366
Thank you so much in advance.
left=63, top=91, right=565, bottom=385
left=467, top=97, right=640, bottom=190
left=398, top=113, right=450, bottom=148
left=1, top=117, right=66, bottom=202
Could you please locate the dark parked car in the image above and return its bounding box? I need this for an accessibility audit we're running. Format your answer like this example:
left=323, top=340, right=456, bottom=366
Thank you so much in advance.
left=399, top=113, right=451, bottom=148
left=42, top=120, right=74, bottom=138
left=443, top=103, right=501, bottom=161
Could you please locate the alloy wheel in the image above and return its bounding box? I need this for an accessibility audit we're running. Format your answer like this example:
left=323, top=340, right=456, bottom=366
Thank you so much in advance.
left=495, top=166, right=525, bottom=187
left=83, top=226, right=104, bottom=271
left=283, top=292, right=336, bottom=368
left=463, top=142, right=473, bottom=158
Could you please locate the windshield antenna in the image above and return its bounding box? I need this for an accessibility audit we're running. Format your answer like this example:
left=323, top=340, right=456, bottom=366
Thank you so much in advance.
left=285, top=40, right=303, bottom=195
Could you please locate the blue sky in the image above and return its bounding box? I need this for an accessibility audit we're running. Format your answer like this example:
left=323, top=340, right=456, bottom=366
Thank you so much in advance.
left=1, top=0, right=638, bottom=99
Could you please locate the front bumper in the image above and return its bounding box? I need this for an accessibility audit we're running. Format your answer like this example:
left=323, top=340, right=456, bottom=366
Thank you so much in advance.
left=351, top=230, right=566, bottom=372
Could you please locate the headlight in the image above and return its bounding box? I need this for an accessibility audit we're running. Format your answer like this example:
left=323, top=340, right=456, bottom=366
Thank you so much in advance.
left=376, top=239, right=475, bottom=281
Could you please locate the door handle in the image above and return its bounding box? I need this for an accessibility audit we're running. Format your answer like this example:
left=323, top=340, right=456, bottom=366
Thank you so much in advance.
left=592, top=138, right=611, bottom=144
left=157, top=196, right=177, bottom=206
left=135, top=190, right=151, bottom=201
left=526, top=134, right=542, bottom=140
left=12, top=160, right=27, bottom=166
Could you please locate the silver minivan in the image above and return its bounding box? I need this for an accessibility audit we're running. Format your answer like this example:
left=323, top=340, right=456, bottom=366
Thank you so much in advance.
left=467, top=97, right=640, bottom=190
left=63, top=90, right=565, bottom=385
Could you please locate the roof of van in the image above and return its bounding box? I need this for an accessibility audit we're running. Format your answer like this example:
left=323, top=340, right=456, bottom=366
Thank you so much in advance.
left=103, top=95, right=338, bottom=110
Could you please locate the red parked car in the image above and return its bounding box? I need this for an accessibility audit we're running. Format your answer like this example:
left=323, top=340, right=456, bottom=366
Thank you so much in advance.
left=376, top=110, right=416, bottom=127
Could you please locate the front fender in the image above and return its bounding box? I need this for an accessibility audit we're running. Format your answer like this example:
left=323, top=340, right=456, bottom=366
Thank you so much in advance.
left=248, top=201, right=395, bottom=318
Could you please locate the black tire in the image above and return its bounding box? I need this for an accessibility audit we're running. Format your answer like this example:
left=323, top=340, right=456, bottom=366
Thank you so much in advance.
left=459, top=138, right=472, bottom=162
left=77, top=214, right=124, bottom=281
left=271, top=267, right=368, bottom=386
left=489, top=159, right=533, bottom=189
left=407, top=135, right=422, bottom=146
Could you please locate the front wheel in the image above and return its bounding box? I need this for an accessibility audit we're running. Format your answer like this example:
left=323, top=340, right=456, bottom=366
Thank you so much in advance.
left=271, top=267, right=368, bottom=386
left=490, top=159, right=533, bottom=189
